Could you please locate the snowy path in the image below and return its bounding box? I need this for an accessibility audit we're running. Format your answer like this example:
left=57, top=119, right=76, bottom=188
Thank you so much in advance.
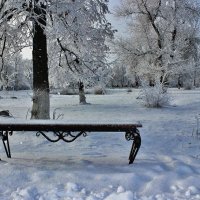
left=0, top=89, right=200, bottom=200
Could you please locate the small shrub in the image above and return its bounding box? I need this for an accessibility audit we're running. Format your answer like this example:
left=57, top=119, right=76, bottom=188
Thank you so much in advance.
left=127, top=88, right=132, bottom=93
left=53, top=108, right=64, bottom=120
left=139, top=82, right=171, bottom=108
left=93, top=86, right=105, bottom=95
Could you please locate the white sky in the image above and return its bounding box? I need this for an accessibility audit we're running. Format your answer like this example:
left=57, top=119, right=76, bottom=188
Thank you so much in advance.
left=109, top=0, right=121, bottom=8
left=107, top=0, right=126, bottom=35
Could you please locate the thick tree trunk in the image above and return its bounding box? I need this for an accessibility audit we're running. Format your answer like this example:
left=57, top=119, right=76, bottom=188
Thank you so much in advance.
left=78, top=81, right=87, bottom=104
left=31, top=3, right=50, bottom=119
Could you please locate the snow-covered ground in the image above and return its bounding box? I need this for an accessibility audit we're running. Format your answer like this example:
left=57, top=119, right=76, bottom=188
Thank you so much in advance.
left=0, top=88, right=200, bottom=200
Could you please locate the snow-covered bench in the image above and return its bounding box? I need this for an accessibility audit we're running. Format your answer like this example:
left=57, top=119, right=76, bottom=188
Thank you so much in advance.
left=0, top=120, right=142, bottom=164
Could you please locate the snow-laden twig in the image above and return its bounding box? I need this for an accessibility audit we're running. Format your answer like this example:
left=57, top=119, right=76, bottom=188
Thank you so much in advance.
left=53, top=108, right=64, bottom=120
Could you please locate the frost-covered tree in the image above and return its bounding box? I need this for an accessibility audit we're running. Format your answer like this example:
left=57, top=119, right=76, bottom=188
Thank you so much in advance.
left=44, top=0, right=113, bottom=107
left=114, top=0, right=200, bottom=88
left=22, top=59, right=33, bottom=89
left=0, top=53, right=30, bottom=90
left=0, top=0, right=31, bottom=85
left=109, top=63, right=134, bottom=87
left=0, top=0, right=114, bottom=117
left=11, top=54, right=30, bottom=90
left=47, top=1, right=114, bottom=103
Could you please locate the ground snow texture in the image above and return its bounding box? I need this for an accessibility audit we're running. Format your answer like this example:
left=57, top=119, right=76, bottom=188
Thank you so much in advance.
left=0, top=89, right=200, bottom=200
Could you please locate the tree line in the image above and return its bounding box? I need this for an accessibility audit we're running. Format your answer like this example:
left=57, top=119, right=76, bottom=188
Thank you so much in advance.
left=113, top=0, right=200, bottom=89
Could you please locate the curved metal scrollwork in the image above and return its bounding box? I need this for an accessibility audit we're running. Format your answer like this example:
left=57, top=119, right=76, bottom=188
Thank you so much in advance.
left=36, top=131, right=87, bottom=143
left=0, top=130, right=13, bottom=139
left=125, top=128, right=140, bottom=141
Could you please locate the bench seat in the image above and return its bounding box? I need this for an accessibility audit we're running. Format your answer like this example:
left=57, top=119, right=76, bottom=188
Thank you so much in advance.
left=0, top=120, right=142, bottom=164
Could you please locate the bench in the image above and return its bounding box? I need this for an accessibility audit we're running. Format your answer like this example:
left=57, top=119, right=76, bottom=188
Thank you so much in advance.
left=0, top=120, right=142, bottom=164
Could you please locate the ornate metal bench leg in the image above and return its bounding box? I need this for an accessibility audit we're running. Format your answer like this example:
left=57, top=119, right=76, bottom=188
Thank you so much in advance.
left=1, top=131, right=12, bottom=158
left=125, top=129, right=141, bottom=164
left=129, top=133, right=141, bottom=164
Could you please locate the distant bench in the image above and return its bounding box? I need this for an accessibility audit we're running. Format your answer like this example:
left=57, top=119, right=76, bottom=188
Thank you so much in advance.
left=0, top=120, right=142, bottom=164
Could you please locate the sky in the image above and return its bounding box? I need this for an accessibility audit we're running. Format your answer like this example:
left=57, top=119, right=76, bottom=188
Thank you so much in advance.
left=107, top=0, right=126, bottom=35
left=108, top=0, right=121, bottom=11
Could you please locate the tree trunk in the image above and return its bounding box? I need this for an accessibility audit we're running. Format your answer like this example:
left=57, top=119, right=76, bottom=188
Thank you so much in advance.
left=78, top=81, right=87, bottom=104
left=31, top=2, right=50, bottom=119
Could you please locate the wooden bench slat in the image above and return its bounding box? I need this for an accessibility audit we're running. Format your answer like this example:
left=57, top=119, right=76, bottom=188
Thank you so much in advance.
left=0, top=120, right=142, bottom=132
left=0, top=123, right=142, bottom=132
